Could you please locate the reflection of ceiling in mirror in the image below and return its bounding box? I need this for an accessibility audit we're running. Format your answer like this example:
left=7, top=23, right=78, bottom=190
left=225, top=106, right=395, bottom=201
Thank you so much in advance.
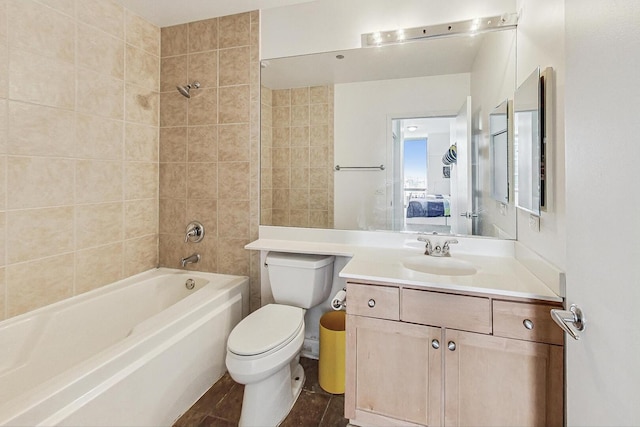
left=261, top=34, right=490, bottom=89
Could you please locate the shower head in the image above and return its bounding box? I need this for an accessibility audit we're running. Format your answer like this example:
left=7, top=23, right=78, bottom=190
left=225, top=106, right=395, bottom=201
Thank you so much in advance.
left=177, top=81, right=201, bottom=98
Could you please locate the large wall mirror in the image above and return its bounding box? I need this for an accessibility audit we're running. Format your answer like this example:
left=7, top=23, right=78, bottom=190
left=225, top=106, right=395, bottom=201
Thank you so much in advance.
left=260, top=23, right=518, bottom=239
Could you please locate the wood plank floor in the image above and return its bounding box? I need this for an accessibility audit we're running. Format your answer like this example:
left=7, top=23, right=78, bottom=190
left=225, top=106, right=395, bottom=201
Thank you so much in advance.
left=173, top=357, right=349, bottom=426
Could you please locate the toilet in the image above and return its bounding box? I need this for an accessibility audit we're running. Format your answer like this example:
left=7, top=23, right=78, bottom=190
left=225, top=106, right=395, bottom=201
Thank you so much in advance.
left=225, top=252, right=335, bottom=427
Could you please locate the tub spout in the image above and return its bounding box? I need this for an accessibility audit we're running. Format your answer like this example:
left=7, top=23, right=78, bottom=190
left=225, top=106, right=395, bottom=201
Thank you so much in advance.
left=180, top=253, right=200, bottom=267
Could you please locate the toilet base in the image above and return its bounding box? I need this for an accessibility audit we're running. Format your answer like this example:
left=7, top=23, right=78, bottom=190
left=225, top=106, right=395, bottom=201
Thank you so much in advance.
left=238, top=360, right=305, bottom=427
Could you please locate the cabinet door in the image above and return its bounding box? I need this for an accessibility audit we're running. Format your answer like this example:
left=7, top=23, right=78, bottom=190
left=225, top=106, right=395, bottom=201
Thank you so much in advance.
left=346, top=315, right=442, bottom=426
left=444, top=329, right=563, bottom=427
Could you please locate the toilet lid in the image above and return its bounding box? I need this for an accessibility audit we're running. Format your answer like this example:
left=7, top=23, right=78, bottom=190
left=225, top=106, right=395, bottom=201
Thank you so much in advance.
left=227, top=304, right=304, bottom=356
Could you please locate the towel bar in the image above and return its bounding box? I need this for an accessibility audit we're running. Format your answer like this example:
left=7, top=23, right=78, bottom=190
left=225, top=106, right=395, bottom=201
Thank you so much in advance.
left=334, top=165, right=385, bottom=171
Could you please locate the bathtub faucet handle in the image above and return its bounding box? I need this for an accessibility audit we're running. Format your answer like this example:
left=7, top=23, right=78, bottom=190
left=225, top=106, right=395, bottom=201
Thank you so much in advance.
left=185, top=221, right=205, bottom=243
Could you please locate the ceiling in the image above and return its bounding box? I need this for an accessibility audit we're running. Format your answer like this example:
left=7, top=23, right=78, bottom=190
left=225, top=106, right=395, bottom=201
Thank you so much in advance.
left=117, top=0, right=313, bottom=27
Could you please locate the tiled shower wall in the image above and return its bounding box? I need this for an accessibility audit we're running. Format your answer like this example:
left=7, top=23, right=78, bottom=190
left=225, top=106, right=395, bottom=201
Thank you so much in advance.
left=262, top=86, right=334, bottom=228
left=0, top=0, right=160, bottom=320
left=158, top=12, right=261, bottom=310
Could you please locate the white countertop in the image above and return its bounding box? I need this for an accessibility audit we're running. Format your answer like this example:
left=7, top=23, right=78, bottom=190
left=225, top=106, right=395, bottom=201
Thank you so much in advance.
left=246, top=237, right=562, bottom=303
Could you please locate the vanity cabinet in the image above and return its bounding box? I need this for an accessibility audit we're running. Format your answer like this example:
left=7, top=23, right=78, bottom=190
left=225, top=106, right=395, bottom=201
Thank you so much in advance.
left=344, top=282, right=564, bottom=427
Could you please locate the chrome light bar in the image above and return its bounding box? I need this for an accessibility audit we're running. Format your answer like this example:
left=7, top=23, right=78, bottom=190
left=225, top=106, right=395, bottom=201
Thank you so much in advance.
left=361, top=13, right=518, bottom=47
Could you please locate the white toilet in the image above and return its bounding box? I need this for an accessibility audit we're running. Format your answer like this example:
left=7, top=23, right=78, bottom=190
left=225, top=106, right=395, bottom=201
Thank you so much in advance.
left=225, top=252, right=335, bottom=427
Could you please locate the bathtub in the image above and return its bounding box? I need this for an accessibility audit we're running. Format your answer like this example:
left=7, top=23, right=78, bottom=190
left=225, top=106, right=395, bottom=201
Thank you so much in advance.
left=0, top=268, right=249, bottom=426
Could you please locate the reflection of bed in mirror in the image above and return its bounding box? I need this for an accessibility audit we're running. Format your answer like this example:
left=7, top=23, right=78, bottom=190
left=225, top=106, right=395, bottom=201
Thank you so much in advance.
left=405, top=194, right=451, bottom=233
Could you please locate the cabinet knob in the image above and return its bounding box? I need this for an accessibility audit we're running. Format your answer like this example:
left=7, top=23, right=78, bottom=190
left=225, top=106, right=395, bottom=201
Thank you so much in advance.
left=431, top=339, right=440, bottom=349
left=367, top=299, right=376, bottom=308
left=448, top=341, right=456, bottom=351
left=523, top=319, right=534, bottom=330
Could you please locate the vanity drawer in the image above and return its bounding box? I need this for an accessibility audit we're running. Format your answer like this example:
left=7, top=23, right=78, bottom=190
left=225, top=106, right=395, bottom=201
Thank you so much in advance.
left=346, top=283, right=399, bottom=321
left=493, top=301, right=564, bottom=346
left=401, top=289, right=492, bottom=334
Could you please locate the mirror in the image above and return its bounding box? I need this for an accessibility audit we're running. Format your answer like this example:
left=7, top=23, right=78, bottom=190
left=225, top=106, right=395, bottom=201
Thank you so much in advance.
left=260, top=26, right=517, bottom=238
left=490, top=100, right=510, bottom=204
left=514, top=68, right=542, bottom=215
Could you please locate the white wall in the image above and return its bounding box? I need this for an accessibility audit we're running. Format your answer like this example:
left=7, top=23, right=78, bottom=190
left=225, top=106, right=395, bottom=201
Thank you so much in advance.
left=426, top=133, right=451, bottom=195
left=470, top=29, right=517, bottom=239
left=333, top=74, right=470, bottom=230
left=514, top=0, right=566, bottom=269
left=261, top=0, right=517, bottom=58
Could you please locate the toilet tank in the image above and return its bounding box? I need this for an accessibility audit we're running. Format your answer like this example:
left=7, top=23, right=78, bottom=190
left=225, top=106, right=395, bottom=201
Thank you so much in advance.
left=266, top=252, right=335, bottom=308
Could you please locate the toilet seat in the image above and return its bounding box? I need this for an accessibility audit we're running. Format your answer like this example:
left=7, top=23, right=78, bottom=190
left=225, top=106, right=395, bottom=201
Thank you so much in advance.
left=227, top=304, right=304, bottom=357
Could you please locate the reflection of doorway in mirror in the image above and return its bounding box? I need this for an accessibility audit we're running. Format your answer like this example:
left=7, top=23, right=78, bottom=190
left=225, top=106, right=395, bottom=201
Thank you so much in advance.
left=391, top=116, right=455, bottom=233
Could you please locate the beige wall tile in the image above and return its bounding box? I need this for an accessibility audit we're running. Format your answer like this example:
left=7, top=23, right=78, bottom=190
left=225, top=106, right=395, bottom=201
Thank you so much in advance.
left=309, top=168, right=328, bottom=189
left=159, top=162, right=186, bottom=199
left=218, top=200, right=249, bottom=239
left=272, top=168, right=290, bottom=189
left=188, top=52, right=217, bottom=90
left=76, top=113, right=123, bottom=160
left=218, top=13, right=250, bottom=49
left=261, top=86, right=272, bottom=106
left=126, top=10, right=160, bottom=56
left=7, top=206, right=74, bottom=263
left=77, top=22, right=124, bottom=79
left=184, top=236, right=217, bottom=272
left=309, top=146, right=328, bottom=167
left=76, top=202, right=123, bottom=249
left=125, top=198, right=157, bottom=239
left=8, top=101, right=75, bottom=157
left=217, top=238, right=249, bottom=276
left=291, top=126, right=309, bottom=146
left=77, top=0, right=124, bottom=39
left=126, top=45, right=159, bottom=91
left=6, top=253, right=74, bottom=317
left=290, top=209, right=309, bottom=227
left=188, top=88, right=217, bottom=125
left=188, top=18, right=218, bottom=53
left=310, top=125, right=328, bottom=146
left=125, top=123, right=158, bottom=161
left=75, top=243, right=123, bottom=294
left=291, top=168, right=309, bottom=188
left=186, top=199, right=217, bottom=235
left=310, top=103, right=329, bottom=125
left=77, top=68, right=124, bottom=119
left=124, top=234, right=157, bottom=276
left=218, top=124, right=249, bottom=162
left=187, top=163, right=217, bottom=199
left=272, top=106, right=290, bottom=128
left=272, top=127, right=290, bottom=147
left=219, top=47, right=249, bottom=86
left=218, top=161, right=249, bottom=200
left=36, top=0, right=74, bottom=16
left=272, top=89, right=290, bottom=107
left=219, top=85, right=249, bottom=124
left=160, top=92, right=187, bottom=126
left=273, top=188, right=289, bottom=209
left=291, top=147, right=309, bottom=168
left=160, top=127, right=187, bottom=162
left=76, top=160, right=123, bottom=204
left=290, top=188, right=309, bottom=210
left=0, top=212, right=5, bottom=265
left=310, top=189, right=328, bottom=210
left=272, top=209, right=288, bottom=226
left=9, top=49, right=74, bottom=109
left=188, top=125, right=217, bottom=162
left=125, top=84, right=159, bottom=125
left=291, top=87, right=309, bottom=105
left=8, top=0, right=75, bottom=63
left=0, top=39, right=7, bottom=100
left=125, top=161, right=157, bottom=200
left=160, top=55, right=187, bottom=93
left=309, top=210, right=328, bottom=228
left=161, top=24, right=187, bottom=58
left=272, top=147, right=290, bottom=168
left=158, top=233, right=183, bottom=269
left=0, top=268, right=5, bottom=320
left=159, top=198, right=186, bottom=234
left=7, top=156, right=74, bottom=209
left=310, top=86, right=328, bottom=104
left=291, top=105, right=309, bottom=126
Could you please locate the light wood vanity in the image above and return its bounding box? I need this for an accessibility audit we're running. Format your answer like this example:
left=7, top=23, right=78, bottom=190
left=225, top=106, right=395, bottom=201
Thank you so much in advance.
left=344, top=281, right=564, bottom=427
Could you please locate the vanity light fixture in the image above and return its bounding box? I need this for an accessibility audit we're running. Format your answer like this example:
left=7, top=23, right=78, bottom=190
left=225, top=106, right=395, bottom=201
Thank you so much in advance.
left=361, top=13, right=518, bottom=47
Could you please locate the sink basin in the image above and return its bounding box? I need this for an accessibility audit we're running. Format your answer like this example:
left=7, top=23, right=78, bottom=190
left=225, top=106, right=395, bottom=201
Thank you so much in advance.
left=402, top=256, right=478, bottom=276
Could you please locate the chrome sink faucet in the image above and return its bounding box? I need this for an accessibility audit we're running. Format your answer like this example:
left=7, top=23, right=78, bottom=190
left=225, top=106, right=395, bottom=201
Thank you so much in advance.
left=417, top=237, right=458, bottom=257
left=181, top=253, right=200, bottom=267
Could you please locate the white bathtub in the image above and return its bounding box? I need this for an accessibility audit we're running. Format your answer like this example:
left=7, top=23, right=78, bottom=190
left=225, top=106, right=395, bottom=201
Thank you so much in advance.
left=0, top=268, right=249, bottom=426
